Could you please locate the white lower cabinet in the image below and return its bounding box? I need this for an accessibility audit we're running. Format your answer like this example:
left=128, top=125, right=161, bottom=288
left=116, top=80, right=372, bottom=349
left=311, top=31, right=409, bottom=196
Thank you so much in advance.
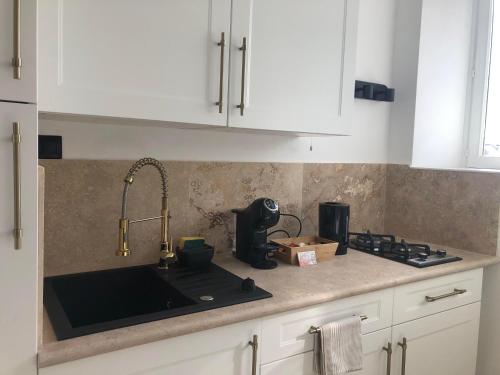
left=39, top=320, right=260, bottom=375
left=0, top=102, right=38, bottom=375
left=261, top=328, right=392, bottom=375
left=391, top=302, right=481, bottom=375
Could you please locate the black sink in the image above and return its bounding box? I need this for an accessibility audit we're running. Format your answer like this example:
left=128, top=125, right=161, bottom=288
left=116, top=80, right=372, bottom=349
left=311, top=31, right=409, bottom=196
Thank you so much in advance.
left=44, top=263, right=272, bottom=340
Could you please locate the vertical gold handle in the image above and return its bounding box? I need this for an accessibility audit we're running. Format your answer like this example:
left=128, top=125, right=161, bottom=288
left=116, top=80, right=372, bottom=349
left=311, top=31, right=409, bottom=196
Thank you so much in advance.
left=12, top=122, right=22, bottom=249
left=215, top=32, right=225, bottom=114
left=383, top=342, right=392, bottom=375
left=236, top=37, right=247, bottom=116
left=398, top=338, right=407, bottom=375
left=12, top=0, right=22, bottom=79
left=248, top=334, right=258, bottom=375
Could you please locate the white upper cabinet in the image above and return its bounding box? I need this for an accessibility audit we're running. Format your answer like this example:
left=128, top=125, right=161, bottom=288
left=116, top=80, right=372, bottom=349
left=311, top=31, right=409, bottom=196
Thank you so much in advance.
left=0, top=0, right=36, bottom=102
left=228, top=0, right=359, bottom=134
left=38, top=0, right=231, bottom=126
left=389, top=0, right=475, bottom=169
left=38, top=0, right=359, bottom=134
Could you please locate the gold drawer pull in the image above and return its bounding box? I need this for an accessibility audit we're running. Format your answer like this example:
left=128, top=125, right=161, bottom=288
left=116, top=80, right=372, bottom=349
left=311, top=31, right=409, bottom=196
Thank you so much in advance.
left=12, top=0, right=22, bottom=79
left=383, top=342, right=392, bottom=375
left=309, top=315, right=368, bottom=334
left=248, top=334, right=258, bottom=375
left=12, top=122, right=22, bottom=249
left=425, top=288, right=466, bottom=302
left=215, top=32, right=225, bottom=114
left=398, top=338, right=407, bottom=375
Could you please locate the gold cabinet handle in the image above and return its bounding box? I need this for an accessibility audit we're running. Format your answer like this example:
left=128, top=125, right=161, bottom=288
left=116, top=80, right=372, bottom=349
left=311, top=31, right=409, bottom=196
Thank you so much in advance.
left=398, top=338, right=407, bottom=375
left=236, top=37, right=247, bottom=116
left=248, top=334, right=258, bottom=375
left=425, top=288, right=467, bottom=302
left=12, top=122, right=22, bottom=249
left=382, top=342, right=392, bottom=375
left=12, top=0, right=22, bottom=79
left=215, top=32, right=225, bottom=114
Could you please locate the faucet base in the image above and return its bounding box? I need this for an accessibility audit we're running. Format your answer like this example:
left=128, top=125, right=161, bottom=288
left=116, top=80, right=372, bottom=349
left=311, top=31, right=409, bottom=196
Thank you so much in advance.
left=116, top=249, right=130, bottom=257
left=158, top=258, right=170, bottom=270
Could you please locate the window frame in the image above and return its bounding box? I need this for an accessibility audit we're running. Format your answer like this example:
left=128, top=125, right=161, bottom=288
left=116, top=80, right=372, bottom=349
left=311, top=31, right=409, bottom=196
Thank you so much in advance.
left=467, top=0, right=500, bottom=169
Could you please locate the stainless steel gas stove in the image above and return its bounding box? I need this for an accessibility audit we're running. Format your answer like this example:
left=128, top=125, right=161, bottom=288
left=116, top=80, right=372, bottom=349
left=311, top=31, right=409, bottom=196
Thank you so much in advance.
left=348, top=231, right=462, bottom=268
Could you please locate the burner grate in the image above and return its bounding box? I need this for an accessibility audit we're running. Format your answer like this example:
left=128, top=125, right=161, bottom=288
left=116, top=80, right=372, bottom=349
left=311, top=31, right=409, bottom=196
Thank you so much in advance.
left=348, top=231, right=395, bottom=253
left=348, top=231, right=462, bottom=268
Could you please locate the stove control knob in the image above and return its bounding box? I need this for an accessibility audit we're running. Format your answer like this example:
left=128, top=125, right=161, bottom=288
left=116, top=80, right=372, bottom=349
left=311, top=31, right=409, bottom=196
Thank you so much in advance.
left=436, top=249, right=447, bottom=257
left=417, top=252, right=428, bottom=261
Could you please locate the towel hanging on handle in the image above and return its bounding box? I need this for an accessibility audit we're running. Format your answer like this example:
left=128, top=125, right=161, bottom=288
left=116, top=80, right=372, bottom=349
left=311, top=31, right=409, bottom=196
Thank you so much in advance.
left=313, top=315, right=363, bottom=375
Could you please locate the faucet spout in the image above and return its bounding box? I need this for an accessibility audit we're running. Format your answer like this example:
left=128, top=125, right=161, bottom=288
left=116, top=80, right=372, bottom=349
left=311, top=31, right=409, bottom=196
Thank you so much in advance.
left=116, top=158, right=176, bottom=269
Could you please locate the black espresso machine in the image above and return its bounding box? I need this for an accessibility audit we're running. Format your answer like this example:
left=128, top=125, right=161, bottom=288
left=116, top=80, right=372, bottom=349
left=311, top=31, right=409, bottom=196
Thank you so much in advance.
left=232, top=198, right=280, bottom=269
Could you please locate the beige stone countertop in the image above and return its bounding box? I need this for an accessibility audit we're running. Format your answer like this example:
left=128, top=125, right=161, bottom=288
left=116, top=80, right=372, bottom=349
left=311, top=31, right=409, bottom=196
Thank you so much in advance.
left=39, top=247, right=500, bottom=368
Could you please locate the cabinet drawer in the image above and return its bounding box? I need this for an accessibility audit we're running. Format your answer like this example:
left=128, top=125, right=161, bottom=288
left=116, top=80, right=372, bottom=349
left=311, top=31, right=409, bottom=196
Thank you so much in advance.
left=39, top=320, right=259, bottom=375
left=261, top=328, right=392, bottom=375
left=393, top=268, right=483, bottom=324
left=261, top=351, right=315, bottom=375
left=261, top=289, right=393, bottom=364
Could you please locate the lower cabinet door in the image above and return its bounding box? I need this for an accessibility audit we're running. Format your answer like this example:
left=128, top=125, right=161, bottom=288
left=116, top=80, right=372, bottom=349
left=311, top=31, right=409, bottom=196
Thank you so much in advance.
left=39, top=321, right=260, bottom=375
left=261, top=328, right=392, bottom=375
left=0, top=102, right=38, bottom=375
left=391, top=303, right=480, bottom=375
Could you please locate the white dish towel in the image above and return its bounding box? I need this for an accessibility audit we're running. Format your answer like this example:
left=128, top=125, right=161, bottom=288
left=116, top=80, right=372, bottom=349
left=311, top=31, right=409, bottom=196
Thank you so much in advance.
left=313, top=315, right=363, bottom=375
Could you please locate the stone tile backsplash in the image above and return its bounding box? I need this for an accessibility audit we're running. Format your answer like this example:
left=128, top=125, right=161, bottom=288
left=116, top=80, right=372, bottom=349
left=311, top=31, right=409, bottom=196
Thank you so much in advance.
left=302, top=163, right=387, bottom=236
left=39, top=160, right=500, bottom=276
left=385, top=165, right=500, bottom=256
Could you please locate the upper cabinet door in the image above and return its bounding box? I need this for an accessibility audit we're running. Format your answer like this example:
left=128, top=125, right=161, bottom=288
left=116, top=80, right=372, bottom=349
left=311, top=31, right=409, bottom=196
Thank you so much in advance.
left=0, top=0, right=36, bottom=103
left=229, top=0, right=359, bottom=135
left=38, top=0, right=231, bottom=126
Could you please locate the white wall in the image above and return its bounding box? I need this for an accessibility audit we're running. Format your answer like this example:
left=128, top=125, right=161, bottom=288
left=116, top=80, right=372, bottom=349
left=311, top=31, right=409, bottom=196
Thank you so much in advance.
left=477, top=264, right=500, bottom=375
left=39, top=0, right=397, bottom=164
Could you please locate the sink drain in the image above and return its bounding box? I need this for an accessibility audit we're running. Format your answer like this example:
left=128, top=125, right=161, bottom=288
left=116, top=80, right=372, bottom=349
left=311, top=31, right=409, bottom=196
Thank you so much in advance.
left=199, top=295, right=214, bottom=302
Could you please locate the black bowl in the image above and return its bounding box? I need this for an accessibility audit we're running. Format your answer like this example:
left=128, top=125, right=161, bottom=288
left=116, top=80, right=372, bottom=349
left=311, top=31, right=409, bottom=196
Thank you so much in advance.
left=176, top=244, right=214, bottom=269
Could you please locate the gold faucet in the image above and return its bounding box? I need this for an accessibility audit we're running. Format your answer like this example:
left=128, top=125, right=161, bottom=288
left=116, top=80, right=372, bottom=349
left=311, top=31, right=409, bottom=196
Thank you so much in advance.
left=116, top=157, right=176, bottom=269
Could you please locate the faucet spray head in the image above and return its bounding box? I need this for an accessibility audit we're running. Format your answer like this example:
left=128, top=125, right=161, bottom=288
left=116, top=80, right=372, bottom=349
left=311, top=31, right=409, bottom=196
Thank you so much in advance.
left=116, top=218, right=131, bottom=256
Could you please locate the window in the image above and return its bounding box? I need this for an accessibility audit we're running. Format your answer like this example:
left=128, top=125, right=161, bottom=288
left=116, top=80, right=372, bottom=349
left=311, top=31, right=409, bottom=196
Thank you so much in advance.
left=468, top=0, right=500, bottom=168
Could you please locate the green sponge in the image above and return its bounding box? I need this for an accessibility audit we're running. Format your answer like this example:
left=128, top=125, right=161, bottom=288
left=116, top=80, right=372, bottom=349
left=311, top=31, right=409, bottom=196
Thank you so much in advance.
left=179, top=237, right=205, bottom=250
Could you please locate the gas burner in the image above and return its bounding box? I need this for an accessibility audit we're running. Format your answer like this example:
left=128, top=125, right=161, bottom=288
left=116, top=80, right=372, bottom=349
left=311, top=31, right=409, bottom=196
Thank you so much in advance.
left=349, top=231, right=395, bottom=253
left=380, top=239, right=431, bottom=260
left=348, top=232, right=462, bottom=268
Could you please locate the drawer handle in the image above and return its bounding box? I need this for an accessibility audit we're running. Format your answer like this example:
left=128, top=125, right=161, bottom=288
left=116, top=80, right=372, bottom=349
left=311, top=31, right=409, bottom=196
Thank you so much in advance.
left=248, top=334, right=258, bottom=375
left=12, top=122, right=22, bottom=249
left=215, top=32, right=225, bottom=114
left=425, top=288, right=467, bottom=302
left=12, top=0, right=22, bottom=79
left=383, top=342, right=392, bottom=375
left=309, top=315, right=368, bottom=334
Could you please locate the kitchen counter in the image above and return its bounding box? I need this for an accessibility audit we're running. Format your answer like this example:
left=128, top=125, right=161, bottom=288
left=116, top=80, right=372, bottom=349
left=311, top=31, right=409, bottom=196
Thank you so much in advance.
left=39, top=246, right=499, bottom=368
